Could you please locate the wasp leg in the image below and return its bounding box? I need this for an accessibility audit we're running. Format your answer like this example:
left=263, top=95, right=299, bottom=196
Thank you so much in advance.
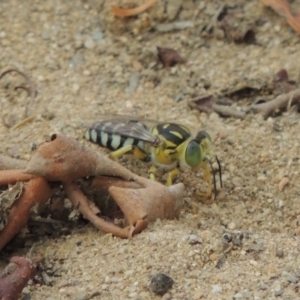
left=166, top=168, right=180, bottom=187
left=110, top=145, right=147, bottom=161
left=110, top=145, right=134, bottom=159
left=149, top=165, right=157, bottom=181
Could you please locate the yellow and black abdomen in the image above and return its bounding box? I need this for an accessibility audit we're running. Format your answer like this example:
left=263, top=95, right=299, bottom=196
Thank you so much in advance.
left=85, top=120, right=146, bottom=152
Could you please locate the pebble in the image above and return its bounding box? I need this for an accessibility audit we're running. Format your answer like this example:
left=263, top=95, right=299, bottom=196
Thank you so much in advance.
left=92, top=30, right=104, bottom=41
left=274, top=282, right=282, bottom=297
left=233, top=293, right=243, bottom=299
left=69, top=53, right=84, bottom=67
left=211, top=284, right=222, bottom=293
left=227, top=221, right=236, bottom=230
left=174, top=93, right=184, bottom=102
left=150, top=273, right=174, bottom=296
left=84, top=37, right=95, bottom=49
left=127, top=72, right=140, bottom=94
left=186, top=234, right=202, bottom=245
left=166, top=0, right=182, bottom=21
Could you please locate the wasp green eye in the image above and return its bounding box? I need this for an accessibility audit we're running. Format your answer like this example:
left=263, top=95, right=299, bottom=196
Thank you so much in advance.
left=185, top=140, right=201, bottom=167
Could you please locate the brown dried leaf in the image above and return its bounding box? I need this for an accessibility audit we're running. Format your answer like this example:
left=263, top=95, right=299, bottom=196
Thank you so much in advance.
left=272, top=69, right=296, bottom=95
left=188, top=95, right=216, bottom=114
left=157, top=47, right=185, bottom=68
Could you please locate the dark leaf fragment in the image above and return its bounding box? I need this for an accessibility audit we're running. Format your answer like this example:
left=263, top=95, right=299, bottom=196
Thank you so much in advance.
left=157, top=47, right=185, bottom=68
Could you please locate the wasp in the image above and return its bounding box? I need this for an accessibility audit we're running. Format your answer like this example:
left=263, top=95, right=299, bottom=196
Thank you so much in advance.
left=84, top=115, right=222, bottom=198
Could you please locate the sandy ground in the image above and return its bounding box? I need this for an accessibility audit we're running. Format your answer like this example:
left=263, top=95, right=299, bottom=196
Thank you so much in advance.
left=1, top=0, right=300, bottom=299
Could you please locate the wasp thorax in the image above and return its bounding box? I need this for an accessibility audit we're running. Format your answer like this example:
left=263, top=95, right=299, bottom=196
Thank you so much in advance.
left=185, top=140, right=202, bottom=167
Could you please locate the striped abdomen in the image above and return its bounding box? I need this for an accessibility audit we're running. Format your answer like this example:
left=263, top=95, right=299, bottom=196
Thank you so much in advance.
left=85, top=121, right=146, bottom=151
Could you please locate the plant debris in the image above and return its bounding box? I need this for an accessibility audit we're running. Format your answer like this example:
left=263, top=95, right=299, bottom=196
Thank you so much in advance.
left=112, top=0, right=158, bottom=18
left=0, top=68, right=37, bottom=128
left=188, top=95, right=246, bottom=119
left=0, top=134, right=184, bottom=248
left=0, top=256, right=39, bottom=300
left=157, top=46, right=185, bottom=68
left=189, top=69, right=299, bottom=118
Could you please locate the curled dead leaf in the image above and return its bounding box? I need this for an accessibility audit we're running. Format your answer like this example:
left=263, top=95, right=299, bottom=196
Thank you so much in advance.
left=157, top=47, right=185, bottom=68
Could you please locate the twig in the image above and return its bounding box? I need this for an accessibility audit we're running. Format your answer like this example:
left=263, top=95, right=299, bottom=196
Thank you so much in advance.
left=0, top=69, right=37, bottom=98
left=213, top=104, right=246, bottom=119
left=251, top=88, right=300, bottom=117
left=112, top=0, right=158, bottom=17
left=0, top=69, right=37, bottom=127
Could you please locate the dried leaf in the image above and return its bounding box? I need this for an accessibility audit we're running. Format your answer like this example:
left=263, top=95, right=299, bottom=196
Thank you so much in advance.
left=188, top=95, right=216, bottom=114
left=157, top=47, right=185, bottom=68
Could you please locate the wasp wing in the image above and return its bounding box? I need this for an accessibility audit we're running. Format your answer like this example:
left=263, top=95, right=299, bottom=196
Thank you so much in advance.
left=88, top=116, right=160, bottom=146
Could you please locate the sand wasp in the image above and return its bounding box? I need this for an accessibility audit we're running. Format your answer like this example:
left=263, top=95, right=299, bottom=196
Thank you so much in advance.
left=84, top=115, right=222, bottom=198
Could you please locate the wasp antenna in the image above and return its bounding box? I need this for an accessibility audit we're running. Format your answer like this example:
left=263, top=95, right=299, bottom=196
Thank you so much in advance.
left=208, top=160, right=217, bottom=200
left=216, top=156, right=223, bottom=188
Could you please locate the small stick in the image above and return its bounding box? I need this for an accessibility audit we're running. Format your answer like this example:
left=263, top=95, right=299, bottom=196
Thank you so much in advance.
left=251, top=88, right=300, bottom=117
left=213, top=104, right=246, bottom=119
left=112, top=0, right=157, bottom=17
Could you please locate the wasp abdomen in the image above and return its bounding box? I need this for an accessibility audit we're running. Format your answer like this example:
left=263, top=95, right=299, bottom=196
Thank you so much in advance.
left=85, top=127, right=144, bottom=151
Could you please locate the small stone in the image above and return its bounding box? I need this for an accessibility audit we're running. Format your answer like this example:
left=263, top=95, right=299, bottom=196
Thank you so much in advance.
left=144, top=81, right=155, bottom=89
left=166, top=0, right=182, bottom=21
left=233, top=293, right=243, bottom=299
left=150, top=273, right=174, bottom=296
left=186, top=234, right=202, bottom=245
left=249, top=260, right=258, bottom=266
left=69, top=53, right=84, bottom=67
left=42, top=29, right=51, bottom=40
left=72, top=84, right=80, bottom=94
left=274, top=282, right=282, bottom=297
left=211, top=284, right=222, bottom=293
left=174, top=93, right=183, bottom=102
left=92, top=31, right=104, bottom=41
left=84, top=37, right=95, bottom=49
left=286, top=275, right=298, bottom=284
left=127, top=72, right=140, bottom=94
left=276, top=248, right=284, bottom=258
left=227, top=222, right=236, bottom=230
